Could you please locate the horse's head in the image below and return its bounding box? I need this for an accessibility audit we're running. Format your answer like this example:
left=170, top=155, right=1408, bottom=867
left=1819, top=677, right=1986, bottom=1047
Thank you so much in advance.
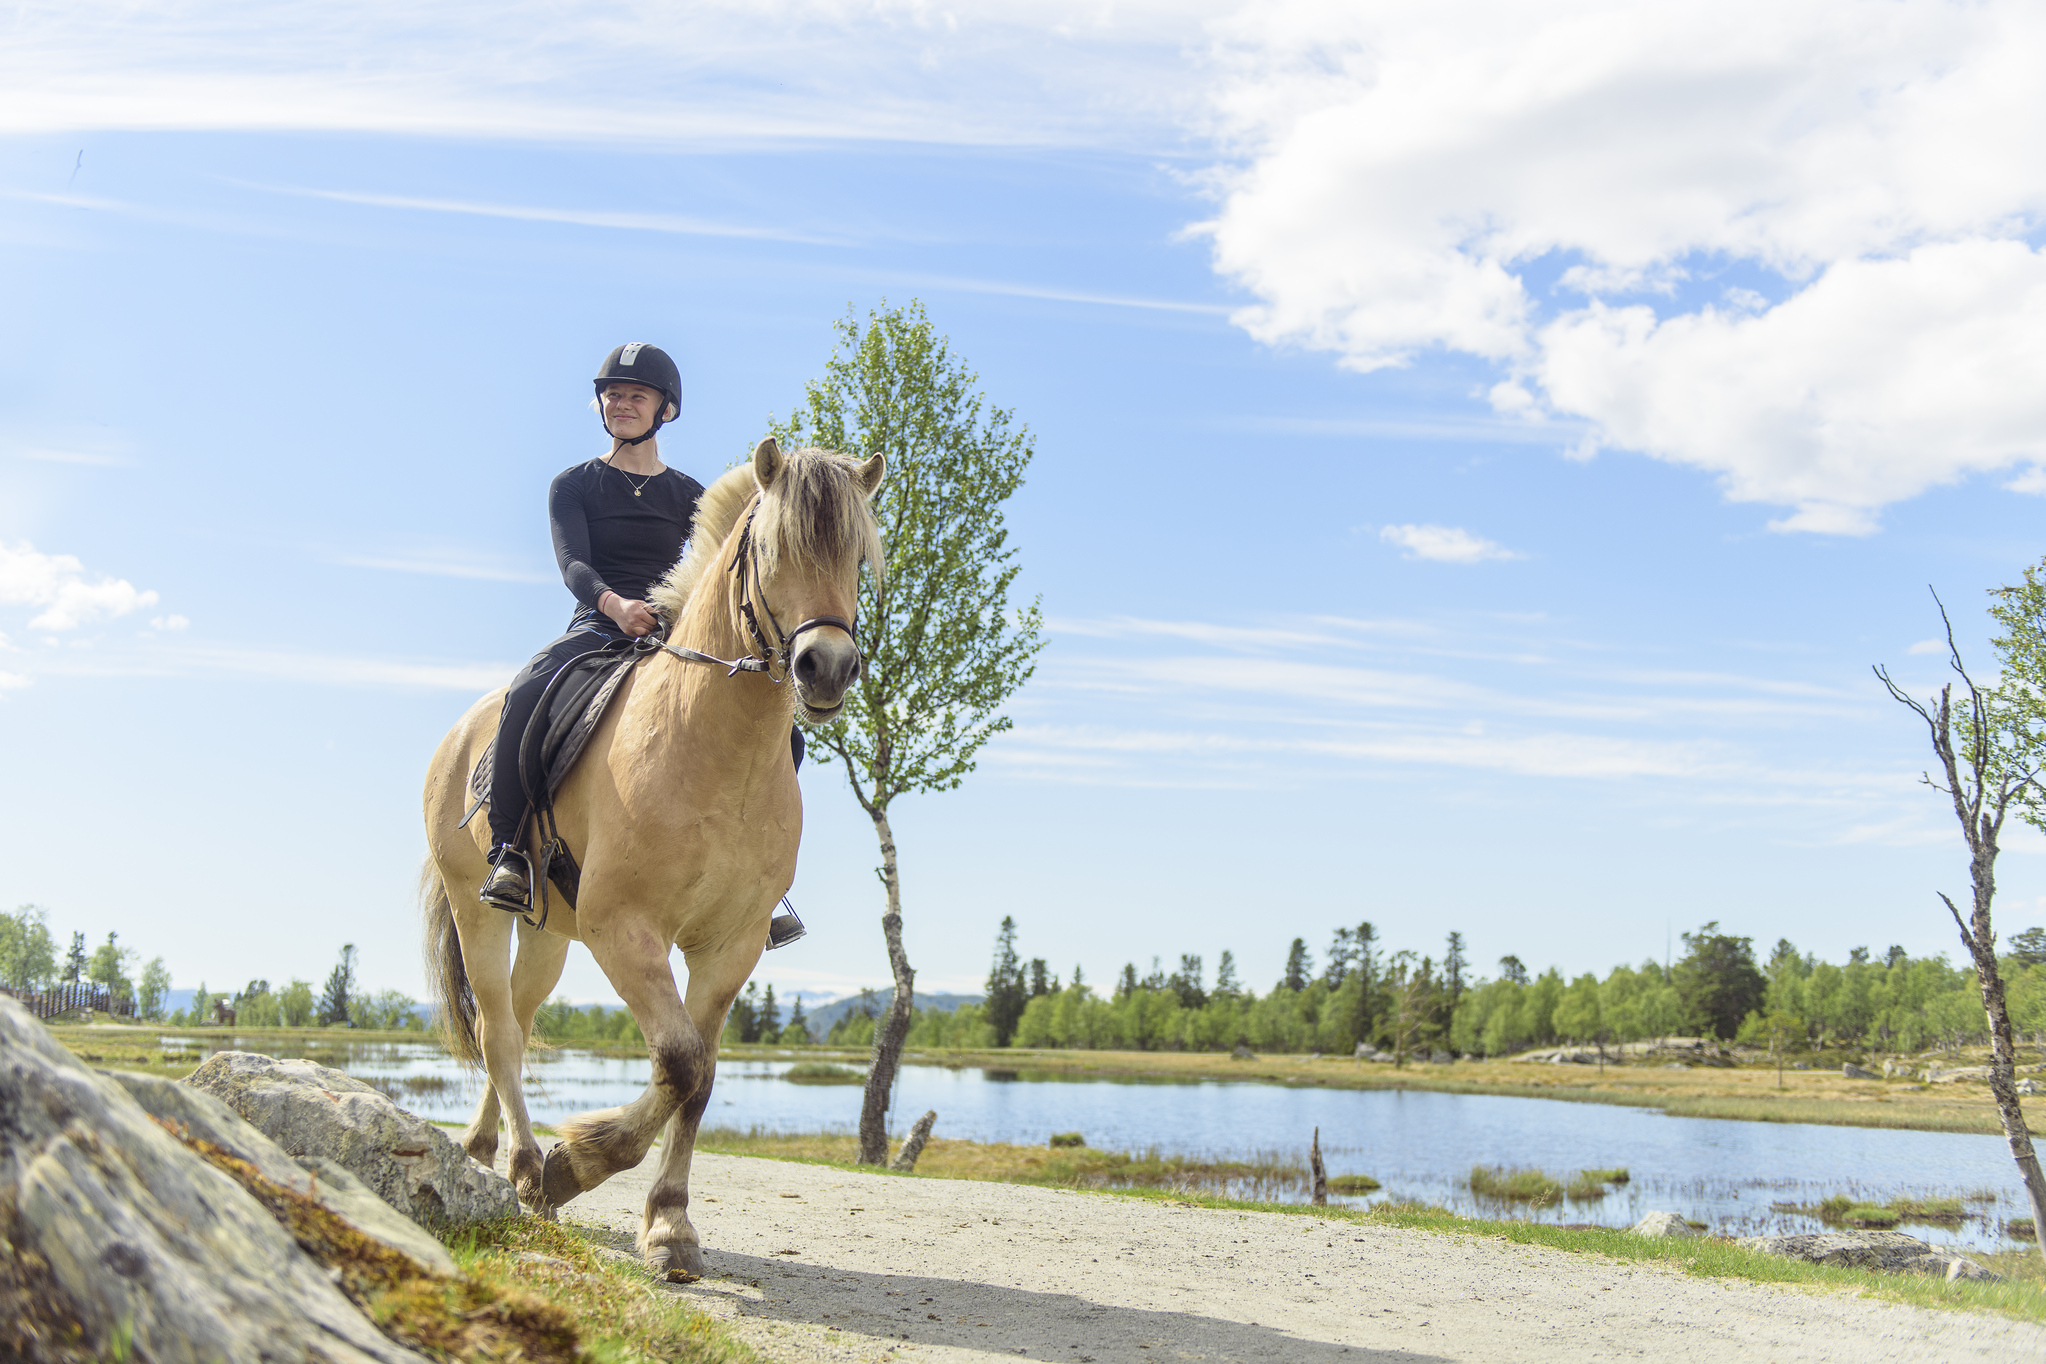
left=741, top=437, right=885, bottom=721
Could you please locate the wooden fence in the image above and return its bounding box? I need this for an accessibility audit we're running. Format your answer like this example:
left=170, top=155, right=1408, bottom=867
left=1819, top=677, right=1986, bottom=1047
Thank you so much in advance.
left=0, top=982, right=134, bottom=1020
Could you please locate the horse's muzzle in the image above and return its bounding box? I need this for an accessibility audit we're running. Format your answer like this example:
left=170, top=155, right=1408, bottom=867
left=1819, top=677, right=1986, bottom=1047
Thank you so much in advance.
left=791, top=631, right=860, bottom=716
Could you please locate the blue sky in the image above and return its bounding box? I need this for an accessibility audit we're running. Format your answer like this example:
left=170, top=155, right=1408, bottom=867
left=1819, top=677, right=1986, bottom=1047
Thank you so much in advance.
left=6, top=0, right=2046, bottom=1009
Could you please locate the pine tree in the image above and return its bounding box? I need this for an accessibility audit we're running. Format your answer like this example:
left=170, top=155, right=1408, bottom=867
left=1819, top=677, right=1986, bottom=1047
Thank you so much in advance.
left=984, top=917, right=1028, bottom=1046
left=1213, top=951, right=1240, bottom=999
left=64, top=931, right=87, bottom=985
left=1282, top=938, right=1313, bottom=992
left=1498, top=954, right=1529, bottom=986
left=1027, top=959, right=1053, bottom=998
left=318, top=944, right=357, bottom=1026
left=1324, top=928, right=1356, bottom=986
left=786, top=996, right=810, bottom=1043
left=761, top=984, right=782, bottom=1039
left=1170, top=954, right=1206, bottom=1010
left=1444, top=931, right=1468, bottom=1006
left=1115, top=963, right=1139, bottom=1001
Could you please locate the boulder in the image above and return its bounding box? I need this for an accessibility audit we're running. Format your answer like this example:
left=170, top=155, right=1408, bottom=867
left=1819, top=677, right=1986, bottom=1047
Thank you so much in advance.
left=185, top=1051, right=516, bottom=1228
left=1842, top=1062, right=1879, bottom=1080
left=2018, top=1078, right=2042, bottom=1096
left=1231, top=1044, right=1258, bottom=1060
left=0, top=994, right=431, bottom=1364
left=104, top=1070, right=455, bottom=1276
left=1739, top=1230, right=2000, bottom=1278
left=1630, top=1211, right=1698, bottom=1238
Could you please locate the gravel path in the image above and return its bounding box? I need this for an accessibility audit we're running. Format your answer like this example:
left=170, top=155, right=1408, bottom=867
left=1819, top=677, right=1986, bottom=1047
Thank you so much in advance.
left=527, top=1145, right=2046, bottom=1364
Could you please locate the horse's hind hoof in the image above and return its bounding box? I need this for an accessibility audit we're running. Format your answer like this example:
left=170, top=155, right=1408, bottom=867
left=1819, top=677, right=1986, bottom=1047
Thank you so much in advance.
left=540, top=1145, right=585, bottom=1208
left=646, top=1242, right=704, bottom=1283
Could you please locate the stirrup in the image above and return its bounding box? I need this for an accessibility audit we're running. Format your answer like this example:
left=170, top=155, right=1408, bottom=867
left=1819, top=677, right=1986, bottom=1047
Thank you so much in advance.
left=479, top=845, right=533, bottom=917
left=765, top=897, right=806, bottom=950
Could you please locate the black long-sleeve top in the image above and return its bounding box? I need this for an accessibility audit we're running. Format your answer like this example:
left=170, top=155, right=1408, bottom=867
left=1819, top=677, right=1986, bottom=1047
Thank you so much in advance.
left=549, top=458, right=705, bottom=619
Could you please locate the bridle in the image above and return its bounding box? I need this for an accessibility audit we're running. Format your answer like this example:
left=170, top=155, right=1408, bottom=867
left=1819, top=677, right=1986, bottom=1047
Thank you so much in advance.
left=653, top=499, right=859, bottom=687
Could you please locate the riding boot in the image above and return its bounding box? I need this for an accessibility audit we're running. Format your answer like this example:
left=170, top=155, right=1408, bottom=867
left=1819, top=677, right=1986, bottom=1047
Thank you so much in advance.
left=766, top=898, right=806, bottom=950
left=480, top=844, right=533, bottom=915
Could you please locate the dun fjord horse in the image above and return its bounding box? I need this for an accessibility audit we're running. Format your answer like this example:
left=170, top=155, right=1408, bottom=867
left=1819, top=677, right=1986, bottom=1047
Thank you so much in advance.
left=420, top=439, right=883, bottom=1278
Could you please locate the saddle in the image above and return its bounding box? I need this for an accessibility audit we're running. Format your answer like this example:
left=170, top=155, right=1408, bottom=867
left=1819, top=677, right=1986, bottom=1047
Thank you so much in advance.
left=459, top=634, right=658, bottom=920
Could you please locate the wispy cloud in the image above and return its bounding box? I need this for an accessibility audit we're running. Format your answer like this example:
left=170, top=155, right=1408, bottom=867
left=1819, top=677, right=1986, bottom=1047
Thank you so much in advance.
left=5, top=446, right=135, bottom=467
left=1378, top=524, right=1522, bottom=564
left=20, top=641, right=512, bottom=692
left=1906, top=638, right=1949, bottom=656
left=894, top=272, right=1231, bottom=316
left=334, top=553, right=554, bottom=585
left=243, top=182, right=847, bottom=246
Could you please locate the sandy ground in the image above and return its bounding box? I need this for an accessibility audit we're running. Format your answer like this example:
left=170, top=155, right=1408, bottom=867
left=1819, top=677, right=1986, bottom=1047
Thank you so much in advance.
left=514, top=1143, right=2046, bottom=1364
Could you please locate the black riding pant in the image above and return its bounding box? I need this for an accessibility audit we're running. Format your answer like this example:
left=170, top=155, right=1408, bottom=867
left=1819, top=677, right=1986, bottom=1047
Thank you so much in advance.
left=487, top=609, right=806, bottom=854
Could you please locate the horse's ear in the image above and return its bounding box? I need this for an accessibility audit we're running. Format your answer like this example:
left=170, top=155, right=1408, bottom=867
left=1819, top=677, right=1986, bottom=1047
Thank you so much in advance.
left=854, top=451, right=885, bottom=497
left=752, top=438, right=784, bottom=490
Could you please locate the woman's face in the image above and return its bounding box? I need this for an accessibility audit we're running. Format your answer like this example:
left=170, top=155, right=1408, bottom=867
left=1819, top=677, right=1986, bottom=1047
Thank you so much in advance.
left=601, top=382, right=672, bottom=440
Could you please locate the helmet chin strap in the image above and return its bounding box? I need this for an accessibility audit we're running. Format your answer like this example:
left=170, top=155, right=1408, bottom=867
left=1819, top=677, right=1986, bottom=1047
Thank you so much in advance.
left=602, top=401, right=672, bottom=447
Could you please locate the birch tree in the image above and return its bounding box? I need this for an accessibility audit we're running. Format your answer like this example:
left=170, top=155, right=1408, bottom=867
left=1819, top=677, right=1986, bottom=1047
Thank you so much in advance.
left=770, top=300, right=1044, bottom=1165
left=1877, top=587, right=2046, bottom=1265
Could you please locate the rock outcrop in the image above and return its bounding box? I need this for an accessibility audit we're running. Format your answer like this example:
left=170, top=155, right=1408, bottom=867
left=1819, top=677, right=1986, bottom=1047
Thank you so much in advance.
left=104, top=1070, right=456, bottom=1275
left=1630, top=1211, right=1699, bottom=1238
left=1841, top=1063, right=1879, bottom=1080
left=1742, top=1230, right=2000, bottom=1281
left=186, top=1051, right=517, bottom=1228
left=0, top=994, right=432, bottom=1364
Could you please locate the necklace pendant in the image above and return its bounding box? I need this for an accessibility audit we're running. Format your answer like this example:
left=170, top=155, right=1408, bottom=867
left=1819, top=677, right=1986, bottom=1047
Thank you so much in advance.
left=634, top=488, right=641, bottom=496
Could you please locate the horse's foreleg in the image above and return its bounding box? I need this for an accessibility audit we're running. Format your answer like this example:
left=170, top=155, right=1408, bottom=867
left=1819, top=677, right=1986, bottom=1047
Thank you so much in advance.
left=543, top=912, right=708, bottom=1211
left=639, top=941, right=756, bottom=1281
left=502, top=919, right=571, bottom=1206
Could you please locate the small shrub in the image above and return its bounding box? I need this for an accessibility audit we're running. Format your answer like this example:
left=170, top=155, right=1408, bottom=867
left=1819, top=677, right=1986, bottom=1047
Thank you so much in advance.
left=1579, top=1167, right=1630, bottom=1185
left=782, top=1063, right=864, bottom=1084
left=2008, top=1218, right=2037, bottom=1241
left=1565, top=1171, right=1619, bottom=1200
left=1469, top=1166, right=1563, bottom=1206
left=1327, top=1174, right=1381, bottom=1194
left=1048, top=1132, right=1086, bottom=1148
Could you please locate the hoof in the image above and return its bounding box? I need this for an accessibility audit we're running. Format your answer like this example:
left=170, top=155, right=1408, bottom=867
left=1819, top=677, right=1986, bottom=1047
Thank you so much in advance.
left=510, top=1148, right=547, bottom=1210
left=646, top=1241, right=705, bottom=1283
left=540, top=1144, right=589, bottom=1209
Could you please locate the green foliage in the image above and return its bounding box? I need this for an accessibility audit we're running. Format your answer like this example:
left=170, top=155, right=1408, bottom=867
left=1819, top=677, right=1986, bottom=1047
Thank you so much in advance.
left=534, top=997, right=644, bottom=1045
left=87, top=932, right=135, bottom=1009
left=63, top=930, right=87, bottom=984
left=352, top=988, right=422, bottom=1032
left=985, top=916, right=1027, bottom=1046
left=1673, top=922, right=1767, bottom=1040
left=0, top=905, right=58, bottom=990
left=1048, top=1132, right=1086, bottom=1147
left=769, top=299, right=1045, bottom=813
left=783, top=1063, right=863, bottom=1084
left=319, top=944, right=357, bottom=1027
left=136, top=956, right=172, bottom=1020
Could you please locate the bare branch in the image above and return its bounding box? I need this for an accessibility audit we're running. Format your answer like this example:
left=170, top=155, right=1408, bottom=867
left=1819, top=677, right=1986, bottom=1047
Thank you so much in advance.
left=1939, top=891, right=1975, bottom=949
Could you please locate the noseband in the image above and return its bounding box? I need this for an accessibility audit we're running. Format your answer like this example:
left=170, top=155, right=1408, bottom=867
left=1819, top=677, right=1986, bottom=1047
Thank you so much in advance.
left=654, top=500, right=860, bottom=685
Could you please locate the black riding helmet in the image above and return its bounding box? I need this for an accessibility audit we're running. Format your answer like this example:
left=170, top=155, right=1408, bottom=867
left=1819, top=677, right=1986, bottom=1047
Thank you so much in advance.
left=594, top=342, right=681, bottom=446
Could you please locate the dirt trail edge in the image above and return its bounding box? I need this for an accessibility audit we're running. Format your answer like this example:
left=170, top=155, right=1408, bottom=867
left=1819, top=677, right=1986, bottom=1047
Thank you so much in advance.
left=538, top=1146, right=2042, bottom=1363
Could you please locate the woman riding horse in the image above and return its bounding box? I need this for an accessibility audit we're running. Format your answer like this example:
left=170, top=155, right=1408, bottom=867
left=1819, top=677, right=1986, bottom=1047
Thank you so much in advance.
left=479, top=342, right=802, bottom=949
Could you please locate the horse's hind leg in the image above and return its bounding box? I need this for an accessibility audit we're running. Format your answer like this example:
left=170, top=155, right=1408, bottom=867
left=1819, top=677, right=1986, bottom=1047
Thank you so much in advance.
left=638, top=940, right=756, bottom=1281
left=504, top=918, right=571, bottom=1201
left=455, top=905, right=554, bottom=1210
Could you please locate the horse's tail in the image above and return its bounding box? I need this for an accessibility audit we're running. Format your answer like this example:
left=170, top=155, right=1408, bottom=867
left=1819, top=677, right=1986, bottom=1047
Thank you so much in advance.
left=420, top=858, right=481, bottom=1067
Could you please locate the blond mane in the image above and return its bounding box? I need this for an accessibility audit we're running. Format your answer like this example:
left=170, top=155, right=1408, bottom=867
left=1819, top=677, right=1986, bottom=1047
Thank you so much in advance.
left=648, top=446, right=882, bottom=625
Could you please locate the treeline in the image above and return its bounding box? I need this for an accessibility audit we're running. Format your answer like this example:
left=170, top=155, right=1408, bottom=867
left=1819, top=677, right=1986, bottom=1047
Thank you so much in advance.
left=913, top=917, right=2046, bottom=1057
left=0, top=905, right=420, bottom=1031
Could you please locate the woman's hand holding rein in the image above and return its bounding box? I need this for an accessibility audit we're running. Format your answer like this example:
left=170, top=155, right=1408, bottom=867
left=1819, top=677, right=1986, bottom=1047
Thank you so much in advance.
left=599, top=591, right=659, bottom=638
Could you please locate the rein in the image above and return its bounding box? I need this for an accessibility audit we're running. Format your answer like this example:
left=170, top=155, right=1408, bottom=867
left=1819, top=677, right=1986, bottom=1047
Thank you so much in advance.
left=655, top=499, right=858, bottom=682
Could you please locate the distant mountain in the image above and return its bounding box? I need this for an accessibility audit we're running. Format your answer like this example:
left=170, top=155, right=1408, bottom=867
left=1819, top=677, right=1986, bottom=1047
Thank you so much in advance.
left=803, top=989, right=984, bottom=1037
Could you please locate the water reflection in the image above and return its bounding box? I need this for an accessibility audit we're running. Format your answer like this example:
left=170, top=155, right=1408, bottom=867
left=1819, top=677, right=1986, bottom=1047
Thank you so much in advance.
left=157, top=1035, right=2035, bottom=1251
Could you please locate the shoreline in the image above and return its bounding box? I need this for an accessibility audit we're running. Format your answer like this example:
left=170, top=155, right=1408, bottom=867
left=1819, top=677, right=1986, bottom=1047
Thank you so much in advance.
left=49, top=1022, right=2033, bottom=1136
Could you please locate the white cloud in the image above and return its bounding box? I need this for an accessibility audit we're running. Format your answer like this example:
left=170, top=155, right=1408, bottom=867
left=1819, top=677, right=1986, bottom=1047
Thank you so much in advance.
left=1199, top=0, right=2046, bottom=531
left=0, top=670, right=29, bottom=695
left=149, top=614, right=191, bottom=632
left=0, top=541, right=160, bottom=631
left=1906, top=638, right=1948, bottom=656
left=1378, top=524, right=1520, bottom=564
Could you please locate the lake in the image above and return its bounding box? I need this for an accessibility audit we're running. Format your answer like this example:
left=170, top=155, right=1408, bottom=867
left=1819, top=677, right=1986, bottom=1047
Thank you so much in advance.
left=162, top=1035, right=2037, bottom=1252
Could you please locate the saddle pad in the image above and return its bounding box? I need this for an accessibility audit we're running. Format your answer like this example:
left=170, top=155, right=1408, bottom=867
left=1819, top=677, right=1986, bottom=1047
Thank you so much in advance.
left=463, top=641, right=645, bottom=818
